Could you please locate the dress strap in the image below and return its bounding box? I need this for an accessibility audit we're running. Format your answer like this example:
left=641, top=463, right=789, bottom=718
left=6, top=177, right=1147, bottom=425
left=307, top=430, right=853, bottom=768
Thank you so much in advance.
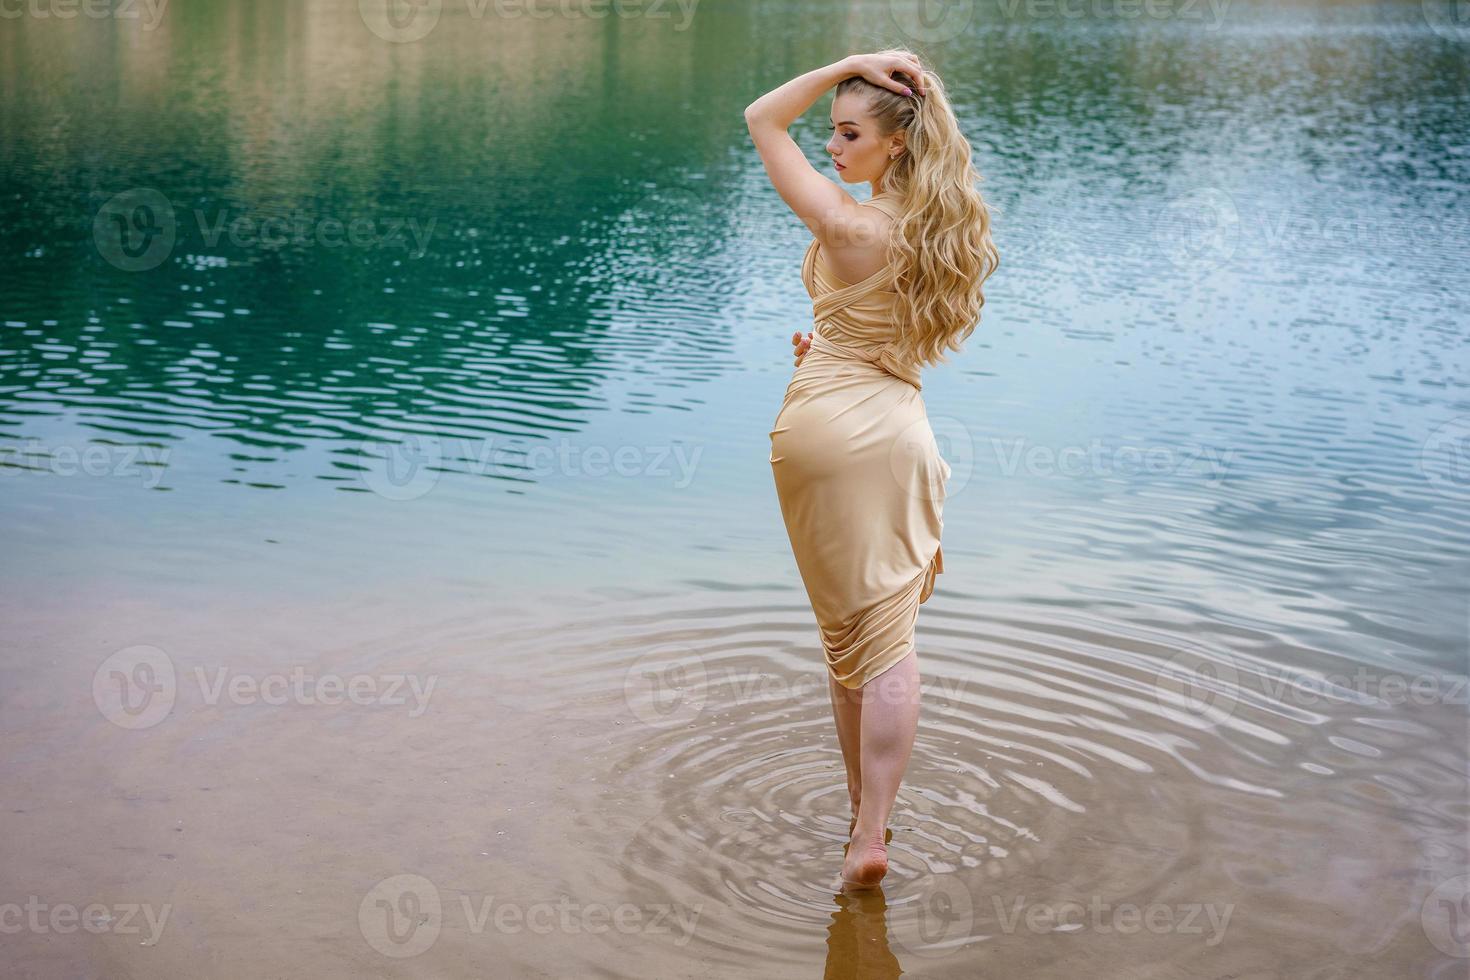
left=808, top=329, right=921, bottom=390
left=799, top=192, right=919, bottom=391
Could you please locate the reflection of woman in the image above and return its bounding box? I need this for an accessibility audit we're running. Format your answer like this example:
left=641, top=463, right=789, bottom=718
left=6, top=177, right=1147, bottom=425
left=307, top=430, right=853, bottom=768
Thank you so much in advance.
left=746, top=50, right=999, bottom=889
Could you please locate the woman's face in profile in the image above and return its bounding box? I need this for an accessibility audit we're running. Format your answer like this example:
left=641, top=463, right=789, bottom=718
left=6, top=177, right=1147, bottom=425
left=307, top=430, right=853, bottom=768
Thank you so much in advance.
left=825, top=93, right=890, bottom=184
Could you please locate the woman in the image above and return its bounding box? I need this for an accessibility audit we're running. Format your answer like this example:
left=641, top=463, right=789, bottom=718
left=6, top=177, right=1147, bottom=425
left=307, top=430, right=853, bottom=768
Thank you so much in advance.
left=745, top=50, right=999, bottom=889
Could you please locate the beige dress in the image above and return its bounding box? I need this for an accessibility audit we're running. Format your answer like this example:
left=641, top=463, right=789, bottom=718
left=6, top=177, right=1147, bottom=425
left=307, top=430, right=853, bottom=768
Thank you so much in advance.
left=769, top=190, right=951, bottom=690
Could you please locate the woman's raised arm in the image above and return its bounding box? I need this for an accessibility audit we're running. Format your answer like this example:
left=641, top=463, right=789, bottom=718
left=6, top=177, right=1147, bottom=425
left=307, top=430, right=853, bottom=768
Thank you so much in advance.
left=743, top=52, right=923, bottom=238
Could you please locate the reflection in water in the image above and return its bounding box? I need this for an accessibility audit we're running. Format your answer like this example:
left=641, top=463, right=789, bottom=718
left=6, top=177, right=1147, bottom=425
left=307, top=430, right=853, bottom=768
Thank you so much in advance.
left=826, top=890, right=902, bottom=980
left=0, top=0, right=755, bottom=483
left=0, top=0, right=1467, bottom=976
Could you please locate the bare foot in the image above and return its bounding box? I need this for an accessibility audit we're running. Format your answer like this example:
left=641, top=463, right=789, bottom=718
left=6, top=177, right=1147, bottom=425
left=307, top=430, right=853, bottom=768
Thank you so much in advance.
left=845, top=817, right=892, bottom=845
left=840, top=830, right=889, bottom=889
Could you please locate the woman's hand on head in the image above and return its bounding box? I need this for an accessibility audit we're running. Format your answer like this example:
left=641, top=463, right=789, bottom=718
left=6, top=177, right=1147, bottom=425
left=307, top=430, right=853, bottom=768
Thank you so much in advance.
left=846, top=51, right=927, bottom=97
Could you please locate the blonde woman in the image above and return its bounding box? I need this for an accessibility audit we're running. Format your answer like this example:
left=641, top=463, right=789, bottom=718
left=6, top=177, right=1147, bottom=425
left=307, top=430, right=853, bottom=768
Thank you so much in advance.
left=746, top=50, right=999, bottom=889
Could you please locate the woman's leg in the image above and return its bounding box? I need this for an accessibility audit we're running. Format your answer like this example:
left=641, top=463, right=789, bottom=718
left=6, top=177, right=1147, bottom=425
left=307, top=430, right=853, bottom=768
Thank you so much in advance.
left=828, top=671, right=864, bottom=821
left=842, top=650, right=921, bottom=885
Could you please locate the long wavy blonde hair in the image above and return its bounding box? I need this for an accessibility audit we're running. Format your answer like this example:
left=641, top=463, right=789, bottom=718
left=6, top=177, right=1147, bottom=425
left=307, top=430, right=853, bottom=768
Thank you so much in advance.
left=836, top=54, right=1000, bottom=367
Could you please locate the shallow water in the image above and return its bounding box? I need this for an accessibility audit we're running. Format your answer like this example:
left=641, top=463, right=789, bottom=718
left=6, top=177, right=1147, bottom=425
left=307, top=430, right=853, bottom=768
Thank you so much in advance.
left=1, top=0, right=1467, bottom=976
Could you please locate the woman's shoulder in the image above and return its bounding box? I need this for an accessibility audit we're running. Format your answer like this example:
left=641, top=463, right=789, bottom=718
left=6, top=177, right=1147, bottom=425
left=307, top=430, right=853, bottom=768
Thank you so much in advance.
left=858, top=192, right=902, bottom=218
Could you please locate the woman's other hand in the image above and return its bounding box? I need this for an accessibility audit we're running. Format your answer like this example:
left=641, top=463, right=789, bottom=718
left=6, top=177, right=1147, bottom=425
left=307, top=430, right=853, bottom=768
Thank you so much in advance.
left=792, top=330, right=812, bottom=366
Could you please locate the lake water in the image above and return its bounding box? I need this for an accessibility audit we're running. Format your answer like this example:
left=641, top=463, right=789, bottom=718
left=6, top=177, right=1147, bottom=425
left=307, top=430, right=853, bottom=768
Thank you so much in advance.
left=1, top=0, right=1467, bottom=976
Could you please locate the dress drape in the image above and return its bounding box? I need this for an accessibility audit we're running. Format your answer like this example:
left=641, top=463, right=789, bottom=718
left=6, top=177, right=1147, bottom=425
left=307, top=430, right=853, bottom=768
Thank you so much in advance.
left=769, top=191, right=950, bottom=690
